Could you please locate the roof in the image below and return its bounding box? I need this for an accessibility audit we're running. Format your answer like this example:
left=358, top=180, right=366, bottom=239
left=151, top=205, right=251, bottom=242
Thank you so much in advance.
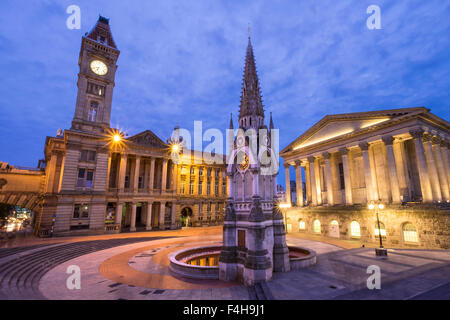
left=86, top=15, right=118, bottom=49
left=280, top=107, right=450, bottom=156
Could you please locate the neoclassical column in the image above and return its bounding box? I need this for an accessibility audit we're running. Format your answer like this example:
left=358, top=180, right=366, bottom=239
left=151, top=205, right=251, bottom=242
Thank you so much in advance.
left=161, top=158, right=168, bottom=191
left=322, top=152, right=334, bottom=205
left=304, top=161, right=311, bottom=205
left=294, top=160, right=304, bottom=207
left=172, top=162, right=178, bottom=193
left=307, top=157, right=318, bottom=206
left=338, top=148, right=353, bottom=205
left=115, top=202, right=123, bottom=226
left=171, top=203, right=176, bottom=229
left=423, top=134, right=442, bottom=202
left=382, top=136, right=401, bottom=204
left=148, top=157, right=155, bottom=191
left=105, top=152, right=112, bottom=190
left=284, top=163, right=291, bottom=204
left=118, top=153, right=128, bottom=193
left=409, top=129, right=433, bottom=202
left=130, top=202, right=137, bottom=232
left=133, top=156, right=141, bottom=193
left=145, top=202, right=153, bottom=230
left=193, top=166, right=199, bottom=195
left=159, top=204, right=165, bottom=230
left=359, top=142, right=375, bottom=202
left=440, top=140, right=450, bottom=187
left=432, top=137, right=449, bottom=201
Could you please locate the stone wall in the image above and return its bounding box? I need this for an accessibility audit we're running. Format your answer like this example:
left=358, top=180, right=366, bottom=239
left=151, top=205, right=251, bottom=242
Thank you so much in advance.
left=285, top=204, right=450, bottom=249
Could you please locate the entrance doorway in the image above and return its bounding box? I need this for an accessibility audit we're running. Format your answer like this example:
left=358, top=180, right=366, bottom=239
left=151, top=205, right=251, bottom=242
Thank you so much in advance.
left=181, top=207, right=193, bottom=227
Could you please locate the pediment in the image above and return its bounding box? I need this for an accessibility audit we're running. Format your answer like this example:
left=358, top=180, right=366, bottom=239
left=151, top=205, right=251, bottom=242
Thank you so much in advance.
left=283, top=107, right=431, bottom=153
left=296, top=117, right=391, bottom=149
left=127, top=130, right=166, bottom=149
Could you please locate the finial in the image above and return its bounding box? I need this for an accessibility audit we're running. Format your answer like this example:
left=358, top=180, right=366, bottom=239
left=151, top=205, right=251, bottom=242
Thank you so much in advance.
left=248, top=23, right=251, bottom=38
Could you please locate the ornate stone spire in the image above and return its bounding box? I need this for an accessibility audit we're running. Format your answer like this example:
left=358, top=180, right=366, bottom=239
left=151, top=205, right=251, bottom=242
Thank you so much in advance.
left=270, top=112, right=274, bottom=130
left=85, top=15, right=118, bottom=48
left=229, top=113, right=234, bottom=130
left=238, top=36, right=264, bottom=122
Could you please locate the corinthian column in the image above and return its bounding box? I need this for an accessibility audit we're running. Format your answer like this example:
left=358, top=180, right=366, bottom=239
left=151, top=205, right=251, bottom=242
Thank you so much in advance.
left=284, top=163, right=291, bottom=204
left=409, top=129, right=433, bottom=202
left=382, top=136, right=401, bottom=204
left=359, top=142, right=375, bottom=202
left=322, top=152, right=334, bottom=205
left=339, top=148, right=353, bottom=205
left=440, top=140, right=450, bottom=187
left=308, top=157, right=318, bottom=206
left=423, top=134, right=442, bottom=202
left=294, top=161, right=304, bottom=207
left=432, top=137, right=449, bottom=201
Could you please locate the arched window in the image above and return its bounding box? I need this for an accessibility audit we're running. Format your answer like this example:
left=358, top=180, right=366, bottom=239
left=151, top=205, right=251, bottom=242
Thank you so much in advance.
left=403, top=223, right=418, bottom=243
left=329, top=220, right=339, bottom=238
left=350, top=221, right=361, bottom=238
left=374, top=222, right=386, bottom=238
left=286, top=218, right=292, bottom=233
left=313, top=219, right=321, bottom=234
left=298, top=219, right=306, bottom=231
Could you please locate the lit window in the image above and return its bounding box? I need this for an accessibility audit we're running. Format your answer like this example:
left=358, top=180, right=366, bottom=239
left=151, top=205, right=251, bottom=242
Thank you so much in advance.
left=330, top=220, right=339, bottom=238
left=350, top=221, right=361, bottom=238
left=313, top=219, right=321, bottom=233
left=403, top=223, right=418, bottom=243
left=374, top=222, right=386, bottom=238
left=298, top=220, right=306, bottom=231
left=189, top=178, right=195, bottom=195
left=73, top=204, right=89, bottom=219
left=88, top=101, right=98, bottom=122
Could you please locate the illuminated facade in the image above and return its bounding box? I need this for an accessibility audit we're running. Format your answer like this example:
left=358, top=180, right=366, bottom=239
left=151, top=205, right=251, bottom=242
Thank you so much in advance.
left=280, top=108, right=450, bottom=249
left=0, top=17, right=227, bottom=236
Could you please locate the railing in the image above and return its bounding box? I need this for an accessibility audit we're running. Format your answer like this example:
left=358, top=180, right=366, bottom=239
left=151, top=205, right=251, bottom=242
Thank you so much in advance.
left=105, top=224, right=120, bottom=232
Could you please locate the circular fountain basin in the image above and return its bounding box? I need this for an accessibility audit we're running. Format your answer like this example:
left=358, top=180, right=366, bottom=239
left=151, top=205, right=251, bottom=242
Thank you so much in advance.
left=169, top=245, right=221, bottom=279
left=169, top=245, right=317, bottom=280
left=288, top=246, right=317, bottom=270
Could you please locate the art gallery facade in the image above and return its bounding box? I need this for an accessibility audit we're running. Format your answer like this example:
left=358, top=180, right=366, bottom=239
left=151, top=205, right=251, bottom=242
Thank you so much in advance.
left=280, top=107, right=450, bottom=249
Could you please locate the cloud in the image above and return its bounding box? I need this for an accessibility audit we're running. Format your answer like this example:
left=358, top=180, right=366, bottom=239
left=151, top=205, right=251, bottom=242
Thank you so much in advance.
left=0, top=0, right=448, bottom=189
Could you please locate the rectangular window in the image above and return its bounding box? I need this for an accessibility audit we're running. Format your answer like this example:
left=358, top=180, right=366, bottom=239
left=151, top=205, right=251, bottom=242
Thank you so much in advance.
left=73, top=204, right=89, bottom=219
left=198, top=178, right=203, bottom=195
left=338, top=163, right=345, bottom=190
left=86, top=170, right=94, bottom=189
left=189, top=178, right=195, bottom=195
left=138, top=176, right=144, bottom=189
left=215, top=181, right=219, bottom=196
left=207, top=179, right=211, bottom=195
left=199, top=167, right=203, bottom=176
left=80, top=150, right=96, bottom=162
left=124, top=176, right=130, bottom=189
left=77, top=168, right=85, bottom=187
left=87, top=83, right=105, bottom=96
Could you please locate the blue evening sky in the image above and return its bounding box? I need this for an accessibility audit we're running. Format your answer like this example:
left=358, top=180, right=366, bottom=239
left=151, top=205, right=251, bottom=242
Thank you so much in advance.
left=0, top=0, right=449, bottom=187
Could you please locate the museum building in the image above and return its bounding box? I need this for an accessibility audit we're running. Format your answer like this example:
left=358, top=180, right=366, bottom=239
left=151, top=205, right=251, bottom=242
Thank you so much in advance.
left=280, top=107, right=450, bottom=249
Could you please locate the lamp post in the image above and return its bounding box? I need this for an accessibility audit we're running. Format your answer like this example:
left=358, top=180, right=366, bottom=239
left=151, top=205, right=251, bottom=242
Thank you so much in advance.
left=279, top=203, right=291, bottom=233
left=368, top=202, right=387, bottom=257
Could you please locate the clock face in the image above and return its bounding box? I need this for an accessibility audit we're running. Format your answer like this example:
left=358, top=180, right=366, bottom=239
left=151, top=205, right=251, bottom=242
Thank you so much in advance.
left=238, top=153, right=250, bottom=172
left=90, top=60, right=108, bottom=76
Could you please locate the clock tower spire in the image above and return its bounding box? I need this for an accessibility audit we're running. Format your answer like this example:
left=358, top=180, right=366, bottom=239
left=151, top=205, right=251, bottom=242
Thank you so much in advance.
left=71, top=16, right=120, bottom=134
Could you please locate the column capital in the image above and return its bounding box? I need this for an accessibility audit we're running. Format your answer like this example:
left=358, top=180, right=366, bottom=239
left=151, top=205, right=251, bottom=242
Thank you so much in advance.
left=431, top=136, right=441, bottom=145
left=283, top=163, right=291, bottom=169
left=307, top=156, right=315, bottom=163
left=338, top=147, right=350, bottom=155
left=293, top=160, right=302, bottom=168
left=409, top=128, right=425, bottom=139
left=381, top=135, right=394, bottom=146
left=322, top=152, right=331, bottom=160
left=358, top=142, right=370, bottom=151
left=422, top=133, right=433, bottom=143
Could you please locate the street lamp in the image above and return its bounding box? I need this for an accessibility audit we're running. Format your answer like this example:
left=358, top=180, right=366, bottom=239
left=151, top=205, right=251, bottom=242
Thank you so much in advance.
left=369, top=201, right=387, bottom=257
left=279, top=202, right=291, bottom=233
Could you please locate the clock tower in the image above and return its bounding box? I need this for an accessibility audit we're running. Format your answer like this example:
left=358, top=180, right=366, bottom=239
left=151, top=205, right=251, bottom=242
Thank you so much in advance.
left=219, top=36, right=290, bottom=286
left=71, top=16, right=120, bottom=134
